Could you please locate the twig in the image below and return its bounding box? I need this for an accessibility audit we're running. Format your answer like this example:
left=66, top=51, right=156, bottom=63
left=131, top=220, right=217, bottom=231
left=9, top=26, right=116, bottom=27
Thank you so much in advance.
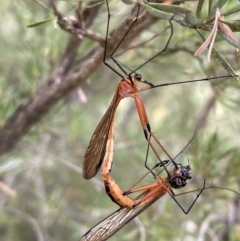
left=51, top=0, right=104, bottom=44
left=0, top=2, right=156, bottom=155
left=3, top=206, right=46, bottom=241
left=195, top=93, right=217, bottom=130
left=134, top=217, right=146, bottom=241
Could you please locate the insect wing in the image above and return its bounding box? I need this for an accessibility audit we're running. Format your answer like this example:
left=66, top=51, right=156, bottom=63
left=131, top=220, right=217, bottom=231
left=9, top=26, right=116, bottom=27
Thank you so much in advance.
left=83, top=92, right=119, bottom=179
left=80, top=197, right=158, bottom=241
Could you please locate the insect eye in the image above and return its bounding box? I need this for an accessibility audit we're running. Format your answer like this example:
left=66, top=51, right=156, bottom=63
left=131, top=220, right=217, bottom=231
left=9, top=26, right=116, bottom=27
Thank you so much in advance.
left=134, top=73, right=142, bottom=80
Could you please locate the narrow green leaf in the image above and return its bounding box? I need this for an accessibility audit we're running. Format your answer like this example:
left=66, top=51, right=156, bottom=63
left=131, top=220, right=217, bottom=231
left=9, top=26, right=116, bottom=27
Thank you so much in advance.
left=147, top=2, right=193, bottom=14
left=80, top=0, right=103, bottom=2
left=27, top=17, right=55, bottom=28
left=171, top=0, right=199, bottom=1
left=186, top=13, right=204, bottom=27
left=218, top=31, right=240, bottom=50
left=218, top=0, right=228, bottom=9
left=208, top=0, right=213, bottom=17
left=223, top=5, right=240, bottom=16
left=141, top=3, right=183, bottom=21
left=209, top=0, right=228, bottom=18
left=218, top=19, right=240, bottom=32
left=121, top=0, right=134, bottom=5
left=211, top=49, right=239, bottom=82
left=196, top=0, right=205, bottom=18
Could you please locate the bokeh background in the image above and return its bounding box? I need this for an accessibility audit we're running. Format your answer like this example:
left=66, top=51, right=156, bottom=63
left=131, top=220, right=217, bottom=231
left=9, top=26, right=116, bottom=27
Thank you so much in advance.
left=0, top=0, right=240, bottom=240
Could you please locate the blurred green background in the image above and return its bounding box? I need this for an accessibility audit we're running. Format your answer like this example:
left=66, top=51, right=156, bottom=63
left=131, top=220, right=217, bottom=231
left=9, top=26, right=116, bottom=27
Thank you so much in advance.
left=0, top=0, right=240, bottom=241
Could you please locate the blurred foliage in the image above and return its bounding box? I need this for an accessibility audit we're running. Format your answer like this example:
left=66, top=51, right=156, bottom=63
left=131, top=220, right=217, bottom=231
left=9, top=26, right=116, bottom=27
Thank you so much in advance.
left=0, top=0, right=240, bottom=241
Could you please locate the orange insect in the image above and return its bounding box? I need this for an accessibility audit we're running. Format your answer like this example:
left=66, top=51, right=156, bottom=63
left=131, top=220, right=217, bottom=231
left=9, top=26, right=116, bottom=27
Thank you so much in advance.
left=80, top=138, right=240, bottom=241
left=100, top=109, right=198, bottom=207
left=80, top=1, right=239, bottom=240
left=82, top=1, right=234, bottom=210
left=82, top=1, right=226, bottom=181
left=80, top=142, right=205, bottom=241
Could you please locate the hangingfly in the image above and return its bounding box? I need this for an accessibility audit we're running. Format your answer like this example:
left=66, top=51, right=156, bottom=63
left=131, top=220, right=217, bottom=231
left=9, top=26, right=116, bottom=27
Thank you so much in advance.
left=82, top=0, right=232, bottom=209
left=80, top=159, right=206, bottom=241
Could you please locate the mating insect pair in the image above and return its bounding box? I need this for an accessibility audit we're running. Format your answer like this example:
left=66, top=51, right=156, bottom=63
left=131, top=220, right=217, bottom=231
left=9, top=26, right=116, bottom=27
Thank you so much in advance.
left=82, top=0, right=230, bottom=206
left=81, top=133, right=206, bottom=241
left=81, top=0, right=238, bottom=240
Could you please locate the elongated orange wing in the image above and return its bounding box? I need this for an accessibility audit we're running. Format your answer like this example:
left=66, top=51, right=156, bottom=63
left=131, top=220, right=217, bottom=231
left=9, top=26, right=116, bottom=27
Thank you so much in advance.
left=80, top=178, right=171, bottom=241
left=79, top=188, right=164, bottom=241
left=83, top=91, right=120, bottom=179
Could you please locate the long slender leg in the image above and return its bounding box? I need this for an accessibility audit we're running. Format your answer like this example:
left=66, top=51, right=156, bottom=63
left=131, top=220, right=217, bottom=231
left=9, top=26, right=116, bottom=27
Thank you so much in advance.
left=101, top=120, right=169, bottom=208
left=104, top=0, right=141, bottom=78
left=101, top=122, right=135, bottom=208
left=101, top=121, right=157, bottom=208
left=143, top=135, right=170, bottom=177
left=107, top=7, right=175, bottom=77
left=123, top=159, right=169, bottom=195
left=132, top=19, right=174, bottom=73
left=134, top=94, right=176, bottom=174
left=104, top=2, right=175, bottom=79
left=167, top=179, right=206, bottom=214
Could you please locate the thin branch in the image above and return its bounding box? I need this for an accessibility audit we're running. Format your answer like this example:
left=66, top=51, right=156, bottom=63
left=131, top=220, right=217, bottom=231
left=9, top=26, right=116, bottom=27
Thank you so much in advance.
left=197, top=214, right=226, bottom=241
left=0, top=3, right=156, bottom=155
left=195, top=92, right=217, bottom=130
left=134, top=217, right=146, bottom=241
left=51, top=0, right=104, bottom=44
left=57, top=157, right=104, bottom=191
left=3, top=206, right=46, bottom=241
